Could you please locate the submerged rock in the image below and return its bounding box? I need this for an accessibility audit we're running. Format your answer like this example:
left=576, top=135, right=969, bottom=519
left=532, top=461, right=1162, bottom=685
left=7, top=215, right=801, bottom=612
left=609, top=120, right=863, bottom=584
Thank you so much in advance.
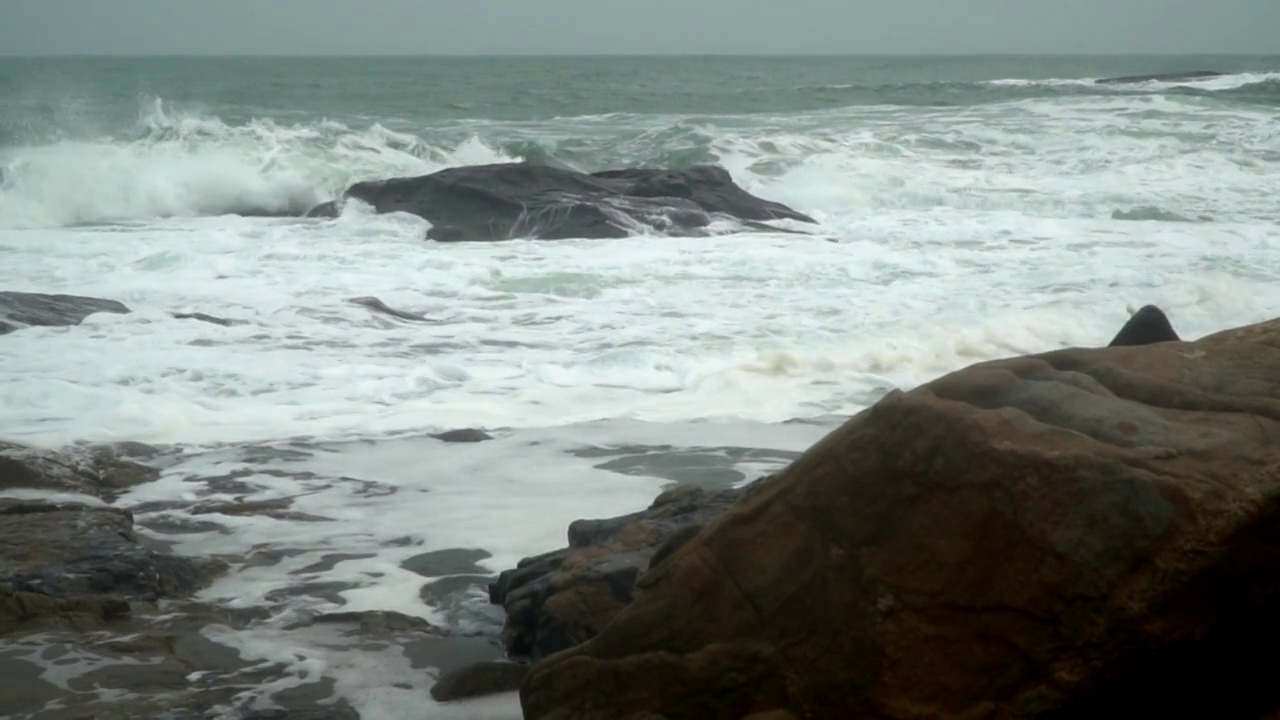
left=171, top=311, right=243, bottom=327
left=315, top=162, right=815, bottom=242
left=518, top=315, right=1280, bottom=719
left=0, top=290, right=130, bottom=335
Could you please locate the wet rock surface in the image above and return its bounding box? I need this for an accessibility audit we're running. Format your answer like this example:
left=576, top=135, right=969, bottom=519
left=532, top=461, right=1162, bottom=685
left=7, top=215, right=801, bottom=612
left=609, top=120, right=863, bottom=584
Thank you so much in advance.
left=0, top=441, right=502, bottom=719
left=489, top=481, right=760, bottom=661
left=430, top=660, right=529, bottom=702
left=516, top=310, right=1280, bottom=719
left=0, top=291, right=130, bottom=335
left=321, top=162, right=816, bottom=242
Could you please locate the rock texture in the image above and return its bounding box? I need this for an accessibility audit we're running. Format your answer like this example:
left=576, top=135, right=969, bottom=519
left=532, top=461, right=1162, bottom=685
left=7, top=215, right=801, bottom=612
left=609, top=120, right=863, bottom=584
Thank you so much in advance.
left=0, top=291, right=130, bottom=335
left=489, top=484, right=753, bottom=661
left=0, top=442, right=223, bottom=634
left=520, top=315, right=1280, bottom=719
left=316, top=162, right=816, bottom=242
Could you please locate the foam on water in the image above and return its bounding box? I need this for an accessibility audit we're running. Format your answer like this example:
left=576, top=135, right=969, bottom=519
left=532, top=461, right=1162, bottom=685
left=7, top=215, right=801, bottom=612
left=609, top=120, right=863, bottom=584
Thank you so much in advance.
left=3, top=69, right=1280, bottom=716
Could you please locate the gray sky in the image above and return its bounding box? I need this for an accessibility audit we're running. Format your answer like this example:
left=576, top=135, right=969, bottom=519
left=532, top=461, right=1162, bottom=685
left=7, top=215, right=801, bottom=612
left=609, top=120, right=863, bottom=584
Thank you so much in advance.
left=5, top=0, right=1278, bottom=56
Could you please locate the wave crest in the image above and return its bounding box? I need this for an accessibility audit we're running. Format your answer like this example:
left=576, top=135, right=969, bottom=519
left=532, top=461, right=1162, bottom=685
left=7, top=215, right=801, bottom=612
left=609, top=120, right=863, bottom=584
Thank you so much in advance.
left=0, top=97, right=515, bottom=228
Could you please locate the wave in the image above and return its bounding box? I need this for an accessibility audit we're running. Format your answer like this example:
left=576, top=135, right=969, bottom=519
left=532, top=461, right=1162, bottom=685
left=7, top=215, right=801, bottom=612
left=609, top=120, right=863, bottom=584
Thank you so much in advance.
left=0, top=98, right=517, bottom=228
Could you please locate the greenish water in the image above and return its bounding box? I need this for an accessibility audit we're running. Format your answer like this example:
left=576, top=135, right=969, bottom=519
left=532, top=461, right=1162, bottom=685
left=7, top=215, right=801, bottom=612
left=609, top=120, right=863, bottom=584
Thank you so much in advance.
left=3, top=55, right=1278, bottom=134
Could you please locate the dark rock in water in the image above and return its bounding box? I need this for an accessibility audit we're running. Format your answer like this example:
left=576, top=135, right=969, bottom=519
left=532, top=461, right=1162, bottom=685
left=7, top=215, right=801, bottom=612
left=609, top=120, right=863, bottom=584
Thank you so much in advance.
left=0, top=440, right=161, bottom=499
left=402, top=548, right=492, bottom=578
left=240, top=708, right=361, bottom=720
left=304, top=199, right=342, bottom=218
left=488, top=482, right=754, bottom=661
left=1095, top=70, right=1226, bottom=85
left=430, top=428, right=494, bottom=443
left=0, top=291, right=130, bottom=335
left=430, top=660, right=529, bottom=702
left=1108, top=305, right=1181, bottom=347
left=348, top=296, right=430, bottom=322
left=333, top=162, right=815, bottom=242
left=172, top=311, right=243, bottom=327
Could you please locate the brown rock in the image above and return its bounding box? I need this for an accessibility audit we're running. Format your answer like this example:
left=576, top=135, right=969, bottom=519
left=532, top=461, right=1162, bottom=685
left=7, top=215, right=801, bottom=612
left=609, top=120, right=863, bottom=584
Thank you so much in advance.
left=521, top=317, right=1280, bottom=719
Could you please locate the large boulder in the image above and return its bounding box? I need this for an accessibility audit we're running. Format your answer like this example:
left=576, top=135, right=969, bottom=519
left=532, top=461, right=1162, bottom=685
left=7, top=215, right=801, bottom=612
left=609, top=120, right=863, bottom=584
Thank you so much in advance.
left=0, top=291, right=130, bottom=335
left=322, top=162, right=816, bottom=241
left=520, top=316, right=1280, bottom=719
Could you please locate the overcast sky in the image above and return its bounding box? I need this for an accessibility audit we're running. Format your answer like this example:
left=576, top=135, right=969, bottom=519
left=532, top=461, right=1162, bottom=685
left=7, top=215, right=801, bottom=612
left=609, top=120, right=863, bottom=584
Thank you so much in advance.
left=4, top=0, right=1277, bottom=56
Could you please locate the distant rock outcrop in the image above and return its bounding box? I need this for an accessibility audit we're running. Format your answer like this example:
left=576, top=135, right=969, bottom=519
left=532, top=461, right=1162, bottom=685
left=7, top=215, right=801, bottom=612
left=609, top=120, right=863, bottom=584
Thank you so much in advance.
left=1095, top=70, right=1226, bottom=85
left=310, top=162, right=816, bottom=242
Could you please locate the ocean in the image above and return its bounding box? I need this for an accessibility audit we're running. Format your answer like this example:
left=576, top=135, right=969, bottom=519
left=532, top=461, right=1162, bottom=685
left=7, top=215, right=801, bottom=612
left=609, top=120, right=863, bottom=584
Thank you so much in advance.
left=2, top=54, right=1279, bottom=718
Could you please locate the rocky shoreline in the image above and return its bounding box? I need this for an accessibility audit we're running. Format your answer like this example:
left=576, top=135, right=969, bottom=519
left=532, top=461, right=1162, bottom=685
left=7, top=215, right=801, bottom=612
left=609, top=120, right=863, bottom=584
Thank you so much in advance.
left=9, top=303, right=1279, bottom=719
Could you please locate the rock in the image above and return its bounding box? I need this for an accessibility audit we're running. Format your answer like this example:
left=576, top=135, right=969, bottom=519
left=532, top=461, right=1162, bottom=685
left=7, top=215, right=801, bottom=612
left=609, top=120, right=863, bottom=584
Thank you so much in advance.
left=348, top=296, right=430, bottom=322
left=328, top=162, right=815, bottom=242
left=304, top=200, right=342, bottom=218
left=1095, top=70, right=1225, bottom=85
left=0, top=443, right=222, bottom=635
left=429, top=428, right=493, bottom=443
left=0, top=500, right=224, bottom=613
left=0, top=440, right=161, bottom=499
left=489, top=483, right=749, bottom=661
left=1108, top=304, right=1180, bottom=346
left=430, top=660, right=529, bottom=702
left=171, top=311, right=243, bottom=327
left=0, top=290, right=130, bottom=335
left=402, top=547, right=492, bottom=578
left=519, top=316, right=1280, bottom=719
left=287, top=609, right=444, bottom=637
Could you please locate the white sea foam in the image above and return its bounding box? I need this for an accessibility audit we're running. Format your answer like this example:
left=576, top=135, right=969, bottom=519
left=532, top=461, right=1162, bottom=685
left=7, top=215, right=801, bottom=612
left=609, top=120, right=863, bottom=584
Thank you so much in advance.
left=2, top=83, right=1279, bottom=717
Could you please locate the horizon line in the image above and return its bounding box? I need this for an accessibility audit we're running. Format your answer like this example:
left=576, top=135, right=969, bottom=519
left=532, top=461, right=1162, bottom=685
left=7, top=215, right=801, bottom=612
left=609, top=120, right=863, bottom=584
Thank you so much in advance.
left=2, top=51, right=1276, bottom=59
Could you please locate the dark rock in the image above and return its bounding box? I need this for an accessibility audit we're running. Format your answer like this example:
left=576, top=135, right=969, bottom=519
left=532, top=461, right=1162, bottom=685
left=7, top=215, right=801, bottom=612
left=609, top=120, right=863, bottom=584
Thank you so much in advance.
left=303, top=200, right=342, bottom=218
left=239, top=707, right=360, bottom=720
left=339, top=162, right=815, bottom=242
left=489, top=483, right=744, bottom=661
left=1108, top=304, right=1180, bottom=347
left=1095, top=70, right=1226, bottom=85
left=172, top=311, right=242, bottom=327
left=0, top=290, right=130, bottom=335
left=519, top=315, right=1280, bottom=720
left=0, top=440, right=161, bottom=499
left=288, top=609, right=444, bottom=637
left=0, top=500, right=225, bottom=611
left=429, top=428, right=493, bottom=443
left=347, top=296, right=430, bottom=322
left=430, top=660, right=529, bottom=702
left=402, top=548, right=492, bottom=578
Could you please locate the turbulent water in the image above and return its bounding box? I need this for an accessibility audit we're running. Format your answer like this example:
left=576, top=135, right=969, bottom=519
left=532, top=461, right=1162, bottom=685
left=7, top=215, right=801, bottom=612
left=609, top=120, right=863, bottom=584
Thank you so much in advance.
left=2, top=54, right=1280, bottom=718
